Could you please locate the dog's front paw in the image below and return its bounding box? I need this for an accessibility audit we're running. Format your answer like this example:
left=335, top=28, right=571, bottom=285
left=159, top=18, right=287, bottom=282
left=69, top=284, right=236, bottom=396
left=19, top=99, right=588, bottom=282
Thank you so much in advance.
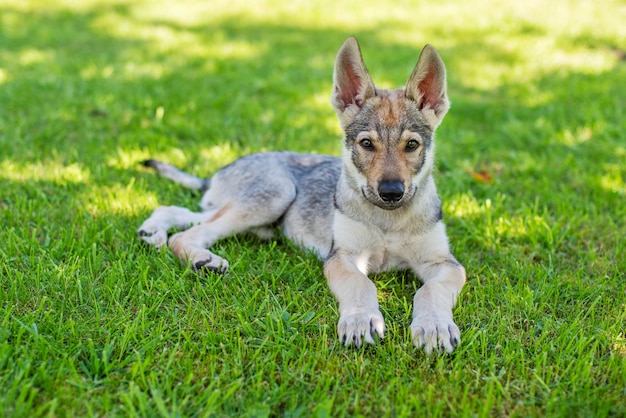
left=411, top=313, right=460, bottom=355
left=137, top=223, right=168, bottom=248
left=337, top=309, right=385, bottom=348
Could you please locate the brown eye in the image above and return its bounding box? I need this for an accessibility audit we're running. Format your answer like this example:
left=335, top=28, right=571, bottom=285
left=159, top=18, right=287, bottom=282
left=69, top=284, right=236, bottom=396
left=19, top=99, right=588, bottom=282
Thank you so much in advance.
left=360, top=138, right=374, bottom=150
left=405, top=139, right=420, bottom=151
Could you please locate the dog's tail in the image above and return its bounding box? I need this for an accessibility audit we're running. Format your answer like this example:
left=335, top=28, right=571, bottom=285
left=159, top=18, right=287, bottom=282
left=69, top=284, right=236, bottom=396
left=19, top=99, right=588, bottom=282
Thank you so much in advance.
left=142, top=159, right=210, bottom=192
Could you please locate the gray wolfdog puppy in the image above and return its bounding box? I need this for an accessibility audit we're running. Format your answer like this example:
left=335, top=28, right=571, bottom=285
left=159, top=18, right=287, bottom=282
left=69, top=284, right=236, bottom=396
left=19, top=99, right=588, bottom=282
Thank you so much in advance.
left=138, top=37, right=466, bottom=354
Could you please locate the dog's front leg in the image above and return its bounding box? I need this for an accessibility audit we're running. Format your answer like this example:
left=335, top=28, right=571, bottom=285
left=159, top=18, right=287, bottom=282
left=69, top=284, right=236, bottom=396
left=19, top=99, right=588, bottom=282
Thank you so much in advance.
left=324, top=253, right=384, bottom=347
left=410, top=257, right=466, bottom=355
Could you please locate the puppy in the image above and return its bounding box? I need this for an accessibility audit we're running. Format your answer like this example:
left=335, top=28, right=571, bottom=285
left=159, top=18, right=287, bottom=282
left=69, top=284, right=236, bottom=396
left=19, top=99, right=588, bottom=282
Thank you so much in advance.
left=138, top=37, right=466, bottom=354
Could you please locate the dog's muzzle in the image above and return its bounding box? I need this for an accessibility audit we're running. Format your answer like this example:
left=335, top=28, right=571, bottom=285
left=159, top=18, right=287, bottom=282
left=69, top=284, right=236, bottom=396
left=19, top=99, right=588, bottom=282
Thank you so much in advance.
left=378, top=180, right=405, bottom=203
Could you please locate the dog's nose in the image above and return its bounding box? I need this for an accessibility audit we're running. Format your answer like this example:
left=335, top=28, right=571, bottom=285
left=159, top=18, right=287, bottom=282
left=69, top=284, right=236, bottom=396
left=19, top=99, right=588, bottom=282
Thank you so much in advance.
left=378, top=180, right=404, bottom=202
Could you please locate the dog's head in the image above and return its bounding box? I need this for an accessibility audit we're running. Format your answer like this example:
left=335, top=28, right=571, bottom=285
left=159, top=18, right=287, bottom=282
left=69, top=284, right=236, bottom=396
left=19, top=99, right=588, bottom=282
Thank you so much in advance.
left=331, top=37, right=449, bottom=210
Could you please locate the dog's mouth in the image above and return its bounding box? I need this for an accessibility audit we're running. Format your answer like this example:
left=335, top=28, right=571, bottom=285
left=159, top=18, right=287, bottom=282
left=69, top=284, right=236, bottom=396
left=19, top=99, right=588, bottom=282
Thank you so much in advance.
left=361, top=186, right=413, bottom=210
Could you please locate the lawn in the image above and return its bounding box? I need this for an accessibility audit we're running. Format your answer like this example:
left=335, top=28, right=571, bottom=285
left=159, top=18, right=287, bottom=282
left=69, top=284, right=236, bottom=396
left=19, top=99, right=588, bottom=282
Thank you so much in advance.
left=1, top=0, right=625, bottom=416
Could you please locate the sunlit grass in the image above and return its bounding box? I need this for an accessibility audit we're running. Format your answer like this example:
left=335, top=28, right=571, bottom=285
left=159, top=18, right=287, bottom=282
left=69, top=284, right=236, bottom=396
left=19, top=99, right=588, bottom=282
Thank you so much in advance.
left=599, top=164, right=626, bottom=195
left=0, top=161, right=90, bottom=184
left=83, top=182, right=158, bottom=216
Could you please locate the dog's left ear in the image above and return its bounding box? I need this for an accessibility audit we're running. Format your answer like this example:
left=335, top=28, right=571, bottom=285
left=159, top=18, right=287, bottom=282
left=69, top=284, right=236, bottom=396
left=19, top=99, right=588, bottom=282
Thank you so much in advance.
left=405, top=45, right=450, bottom=129
left=331, top=37, right=377, bottom=128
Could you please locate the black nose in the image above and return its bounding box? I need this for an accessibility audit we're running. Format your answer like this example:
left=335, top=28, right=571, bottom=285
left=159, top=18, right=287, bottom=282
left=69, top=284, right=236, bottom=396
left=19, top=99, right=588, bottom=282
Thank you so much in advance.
left=378, top=180, right=404, bottom=202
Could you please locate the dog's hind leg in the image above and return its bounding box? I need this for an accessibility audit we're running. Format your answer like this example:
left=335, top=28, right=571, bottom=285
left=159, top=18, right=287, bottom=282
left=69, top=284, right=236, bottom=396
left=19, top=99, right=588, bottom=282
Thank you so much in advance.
left=138, top=206, right=217, bottom=248
left=166, top=199, right=287, bottom=274
left=167, top=176, right=297, bottom=273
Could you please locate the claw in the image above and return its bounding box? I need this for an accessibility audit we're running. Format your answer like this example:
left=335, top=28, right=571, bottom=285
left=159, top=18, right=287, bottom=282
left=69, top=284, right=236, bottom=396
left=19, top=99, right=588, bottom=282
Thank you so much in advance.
left=411, top=314, right=460, bottom=355
left=192, top=256, right=228, bottom=275
left=337, top=310, right=385, bottom=348
left=194, top=257, right=213, bottom=271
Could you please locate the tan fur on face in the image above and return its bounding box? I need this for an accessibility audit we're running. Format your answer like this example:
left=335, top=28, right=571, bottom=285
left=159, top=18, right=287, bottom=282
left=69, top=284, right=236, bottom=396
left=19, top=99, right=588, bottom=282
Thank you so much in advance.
left=354, top=133, right=421, bottom=189
left=348, top=93, right=429, bottom=208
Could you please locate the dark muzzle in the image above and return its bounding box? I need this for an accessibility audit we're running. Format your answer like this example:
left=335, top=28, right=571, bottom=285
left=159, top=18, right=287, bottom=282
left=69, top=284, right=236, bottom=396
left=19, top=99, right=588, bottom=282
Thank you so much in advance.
left=378, top=180, right=404, bottom=203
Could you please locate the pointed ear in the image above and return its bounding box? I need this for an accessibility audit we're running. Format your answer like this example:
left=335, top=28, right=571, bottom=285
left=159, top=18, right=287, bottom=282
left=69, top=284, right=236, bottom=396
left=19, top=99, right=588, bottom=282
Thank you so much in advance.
left=405, top=45, right=450, bottom=128
left=331, top=37, right=376, bottom=127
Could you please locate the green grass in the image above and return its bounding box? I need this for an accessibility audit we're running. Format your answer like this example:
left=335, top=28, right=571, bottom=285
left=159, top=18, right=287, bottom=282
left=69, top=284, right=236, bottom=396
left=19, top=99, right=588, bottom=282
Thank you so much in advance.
left=1, top=0, right=625, bottom=416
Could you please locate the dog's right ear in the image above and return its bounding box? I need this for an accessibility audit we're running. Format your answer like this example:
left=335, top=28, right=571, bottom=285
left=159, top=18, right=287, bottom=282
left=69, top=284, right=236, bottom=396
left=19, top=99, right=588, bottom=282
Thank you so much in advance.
left=405, top=45, right=450, bottom=129
left=331, top=37, right=376, bottom=128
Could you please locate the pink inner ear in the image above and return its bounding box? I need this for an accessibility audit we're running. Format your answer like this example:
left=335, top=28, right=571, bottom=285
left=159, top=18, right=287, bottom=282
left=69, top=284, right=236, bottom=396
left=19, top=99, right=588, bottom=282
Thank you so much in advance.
left=337, top=59, right=363, bottom=108
left=418, top=64, right=442, bottom=110
left=419, top=72, right=439, bottom=110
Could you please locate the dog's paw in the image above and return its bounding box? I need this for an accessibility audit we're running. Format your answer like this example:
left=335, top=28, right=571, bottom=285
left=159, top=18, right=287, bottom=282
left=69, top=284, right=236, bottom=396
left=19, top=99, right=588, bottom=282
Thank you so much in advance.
left=411, top=313, right=460, bottom=355
left=192, top=255, right=229, bottom=275
left=337, top=309, right=385, bottom=348
left=137, top=224, right=168, bottom=248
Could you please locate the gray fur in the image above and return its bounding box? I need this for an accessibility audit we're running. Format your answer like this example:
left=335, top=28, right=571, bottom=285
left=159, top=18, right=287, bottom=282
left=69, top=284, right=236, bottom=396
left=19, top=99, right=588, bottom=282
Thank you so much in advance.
left=142, top=159, right=210, bottom=191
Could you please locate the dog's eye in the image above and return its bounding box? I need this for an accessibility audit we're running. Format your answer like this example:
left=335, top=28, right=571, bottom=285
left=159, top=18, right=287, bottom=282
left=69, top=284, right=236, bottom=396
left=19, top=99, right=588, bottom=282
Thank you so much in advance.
left=405, top=139, right=420, bottom=151
left=360, top=138, right=374, bottom=150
